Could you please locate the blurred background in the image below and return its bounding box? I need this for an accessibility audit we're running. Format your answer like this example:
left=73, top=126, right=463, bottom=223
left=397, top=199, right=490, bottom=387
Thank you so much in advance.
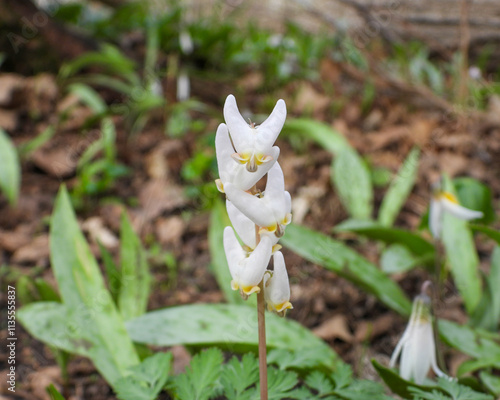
left=0, top=0, right=499, bottom=399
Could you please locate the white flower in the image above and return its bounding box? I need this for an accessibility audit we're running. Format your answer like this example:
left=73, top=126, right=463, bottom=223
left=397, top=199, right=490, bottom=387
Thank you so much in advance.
left=215, top=123, right=279, bottom=193
left=429, top=189, right=483, bottom=239
left=223, top=226, right=272, bottom=297
left=226, top=200, right=281, bottom=250
left=224, top=162, right=292, bottom=238
left=390, top=289, right=448, bottom=384
left=264, top=251, right=293, bottom=316
left=223, top=94, right=286, bottom=173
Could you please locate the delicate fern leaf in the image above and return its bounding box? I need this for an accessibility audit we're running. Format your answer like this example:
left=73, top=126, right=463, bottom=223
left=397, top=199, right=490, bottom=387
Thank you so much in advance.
left=173, top=348, right=223, bottom=400
left=220, top=353, right=259, bottom=400
left=305, top=371, right=334, bottom=396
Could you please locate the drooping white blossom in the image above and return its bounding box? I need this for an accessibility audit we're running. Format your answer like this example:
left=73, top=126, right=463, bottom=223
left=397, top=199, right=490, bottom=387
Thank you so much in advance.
left=264, top=251, right=293, bottom=316
left=223, top=94, right=286, bottom=173
left=223, top=226, right=272, bottom=297
left=224, top=162, right=292, bottom=238
left=215, top=123, right=279, bottom=193
left=429, top=188, right=483, bottom=239
left=390, top=285, right=449, bottom=384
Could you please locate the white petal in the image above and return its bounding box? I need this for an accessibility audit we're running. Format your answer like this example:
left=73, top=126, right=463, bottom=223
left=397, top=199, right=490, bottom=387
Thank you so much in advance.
left=224, top=183, right=275, bottom=228
left=239, top=235, right=272, bottom=291
left=256, top=99, right=286, bottom=151
left=226, top=200, right=256, bottom=249
left=231, top=146, right=280, bottom=190
left=269, top=251, right=291, bottom=305
left=429, top=198, right=442, bottom=239
left=441, top=198, right=484, bottom=221
left=407, top=322, right=434, bottom=384
left=215, top=123, right=235, bottom=184
left=223, top=94, right=252, bottom=152
left=223, top=226, right=245, bottom=281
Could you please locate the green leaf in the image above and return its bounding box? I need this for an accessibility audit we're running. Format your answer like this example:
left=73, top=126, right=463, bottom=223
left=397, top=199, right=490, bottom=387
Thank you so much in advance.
left=208, top=200, right=248, bottom=305
left=332, top=149, right=373, bottom=219
left=469, top=225, right=500, bottom=245
left=0, top=128, right=21, bottom=206
left=126, top=303, right=341, bottom=370
left=470, top=246, right=500, bottom=331
left=18, top=125, right=56, bottom=158
left=283, top=119, right=350, bottom=155
left=68, top=83, right=108, bottom=114
left=378, top=147, right=420, bottom=226
left=119, top=212, right=151, bottom=320
left=441, top=176, right=482, bottom=314
left=115, top=352, right=172, bottom=400
left=282, top=224, right=412, bottom=316
left=381, top=244, right=433, bottom=274
left=220, top=353, right=259, bottom=400
left=334, top=219, right=435, bottom=256
left=98, top=241, right=121, bottom=304
left=267, top=346, right=336, bottom=372
left=453, top=177, right=495, bottom=225
left=33, top=278, right=61, bottom=302
left=173, top=348, right=223, bottom=400
left=305, top=371, right=334, bottom=396
left=372, top=359, right=441, bottom=399
left=47, top=186, right=139, bottom=384
left=47, top=384, right=66, bottom=400
left=264, top=368, right=300, bottom=400
left=438, top=319, right=500, bottom=367
left=479, top=371, right=500, bottom=397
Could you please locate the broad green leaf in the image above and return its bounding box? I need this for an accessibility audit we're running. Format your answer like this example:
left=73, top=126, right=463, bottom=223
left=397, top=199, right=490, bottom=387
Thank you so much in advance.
left=173, top=348, right=223, bottom=400
left=470, top=225, right=500, bottom=245
left=125, top=303, right=341, bottom=370
left=334, top=219, right=435, bottom=256
left=372, top=359, right=442, bottom=399
left=332, top=149, right=373, bottom=219
left=34, top=278, right=61, bottom=302
left=479, top=371, right=500, bottom=397
left=267, top=346, right=336, bottom=372
left=0, top=128, right=20, bottom=206
left=119, top=212, right=151, bottom=320
left=98, top=241, right=121, bottom=303
left=441, top=176, right=482, bottom=314
left=438, top=319, right=500, bottom=367
left=283, top=119, right=349, bottom=155
left=470, top=246, right=500, bottom=331
left=48, top=186, right=139, bottom=384
left=381, top=243, right=433, bottom=274
left=208, top=200, right=247, bottom=305
left=282, top=224, right=411, bottom=316
left=378, top=147, right=420, bottom=226
left=453, top=177, right=495, bottom=225
left=115, top=352, right=172, bottom=400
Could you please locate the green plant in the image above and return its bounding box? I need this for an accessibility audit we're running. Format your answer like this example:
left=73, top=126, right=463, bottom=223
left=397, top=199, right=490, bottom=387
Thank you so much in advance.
left=0, top=128, right=21, bottom=206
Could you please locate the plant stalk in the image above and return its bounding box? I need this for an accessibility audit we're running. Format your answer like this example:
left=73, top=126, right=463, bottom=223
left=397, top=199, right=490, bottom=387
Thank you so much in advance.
left=257, top=280, right=268, bottom=400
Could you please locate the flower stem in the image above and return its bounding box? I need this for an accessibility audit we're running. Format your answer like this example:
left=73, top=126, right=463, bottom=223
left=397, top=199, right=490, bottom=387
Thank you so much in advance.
left=257, top=280, right=268, bottom=400
left=432, top=238, right=447, bottom=373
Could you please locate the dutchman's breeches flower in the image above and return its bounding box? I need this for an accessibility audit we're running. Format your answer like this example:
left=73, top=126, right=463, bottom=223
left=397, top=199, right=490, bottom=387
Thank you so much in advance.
left=224, top=162, right=292, bottom=239
left=223, top=227, right=272, bottom=298
left=390, top=285, right=449, bottom=384
left=429, top=188, right=483, bottom=239
left=223, top=94, right=286, bottom=173
left=263, top=251, right=293, bottom=316
left=216, top=94, right=293, bottom=314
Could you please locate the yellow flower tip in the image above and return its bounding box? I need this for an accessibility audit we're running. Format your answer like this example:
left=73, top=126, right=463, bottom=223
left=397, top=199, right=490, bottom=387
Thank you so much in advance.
left=241, top=285, right=260, bottom=296
left=256, top=154, right=273, bottom=165
left=271, top=244, right=282, bottom=254
left=440, top=191, right=459, bottom=204
left=282, top=213, right=292, bottom=226
left=231, top=280, right=239, bottom=291
left=275, top=301, right=293, bottom=312
left=259, top=224, right=277, bottom=235
left=215, top=179, right=224, bottom=193
left=231, top=152, right=250, bottom=164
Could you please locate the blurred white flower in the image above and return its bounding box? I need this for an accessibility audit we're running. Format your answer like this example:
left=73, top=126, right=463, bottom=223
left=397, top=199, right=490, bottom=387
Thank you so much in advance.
left=468, top=66, right=481, bottom=80
left=390, top=287, right=449, bottom=384
left=215, top=123, right=279, bottom=193
left=429, top=189, right=483, bottom=239
left=223, top=94, right=286, bottom=173
left=223, top=226, right=272, bottom=298
left=264, top=251, right=293, bottom=316
left=224, top=162, right=292, bottom=238
left=176, top=71, right=190, bottom=101
left=179, top=30, right=194, bottom=54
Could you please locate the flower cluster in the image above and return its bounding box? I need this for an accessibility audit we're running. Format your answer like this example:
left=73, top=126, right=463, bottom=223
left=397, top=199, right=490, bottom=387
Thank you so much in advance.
left=215, top=94, right=292, bottom=316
